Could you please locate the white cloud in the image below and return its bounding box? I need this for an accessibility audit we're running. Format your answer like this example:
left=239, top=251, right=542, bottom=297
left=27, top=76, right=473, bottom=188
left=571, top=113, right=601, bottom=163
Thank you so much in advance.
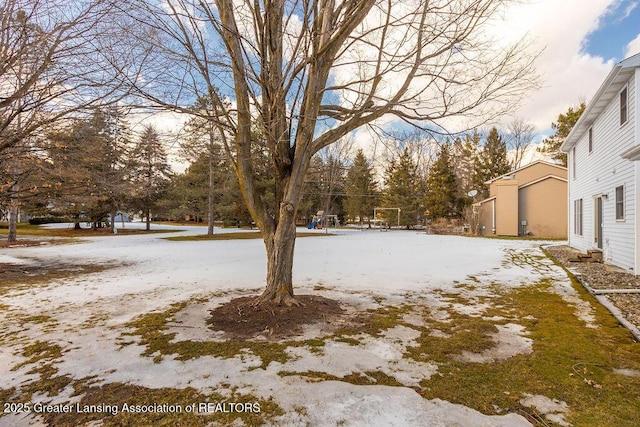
left=621, top=1, right=639, bottom=21
left=625, top=32, right=640, bottom=57
left=494, top=0, right=617, bottom=134
left=333, top=0, right=622, bottom=141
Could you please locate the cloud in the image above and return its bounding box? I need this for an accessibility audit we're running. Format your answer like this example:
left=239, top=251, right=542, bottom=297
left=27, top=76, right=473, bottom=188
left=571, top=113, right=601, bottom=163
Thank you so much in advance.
left=620, top=1, right=639, bottom=21
left=625, top=32, right=640, bottom=57
left=495, top=0, right=617, bottom=134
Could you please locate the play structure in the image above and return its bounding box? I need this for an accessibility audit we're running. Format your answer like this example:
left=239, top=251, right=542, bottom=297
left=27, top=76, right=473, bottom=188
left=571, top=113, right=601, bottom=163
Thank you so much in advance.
left=308, top=210, right=339, bottom=230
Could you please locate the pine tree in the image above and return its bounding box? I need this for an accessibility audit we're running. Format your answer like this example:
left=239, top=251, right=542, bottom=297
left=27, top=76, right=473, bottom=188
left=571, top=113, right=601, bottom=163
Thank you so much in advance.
left=128, top=125, right=172, bottom=230
left=344, top=149, right=378, bottom=226
left=425, top=143, right=459, bottom=219
left=472, top=127, right=511, bottom=200
left=44, top=109, right=130, bottom=231
left=538, top=102, right=586, bottom=166
left=383, top=148, right=422, bottom=228
left=451, top=131, right=481, bottom=203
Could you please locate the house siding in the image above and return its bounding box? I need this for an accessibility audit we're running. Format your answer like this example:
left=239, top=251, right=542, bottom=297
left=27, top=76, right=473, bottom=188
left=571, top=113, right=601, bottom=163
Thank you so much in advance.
left=636, top=68, right=640, bottom=273
left=568, top=72, right=637, bottom=272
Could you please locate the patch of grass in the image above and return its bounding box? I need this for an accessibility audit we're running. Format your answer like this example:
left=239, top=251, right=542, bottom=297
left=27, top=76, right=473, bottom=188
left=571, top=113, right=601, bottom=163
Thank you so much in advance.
left=0, top=222, right=182, bottom=237
left=417, top=282, right=640, bottom=426
left=22, top=366, right=73, bottom=398
left=122, top=302, right=291, bottom=369
left=358, top=305, right=414, bottom=337
left=20, top=315, right=56, bottom=324
left=405, top=314, right=498, bottom=363
left=333, top=336, right=362, bottom=346
left=14, top=340, right=64, bottom=368
left=0, top=262, right=115, bottom=295
left=38, top=383, right=282, bottom=427
left=164, top=231, right=333, bottom=241
left=279, top=370, right=404, bottom=387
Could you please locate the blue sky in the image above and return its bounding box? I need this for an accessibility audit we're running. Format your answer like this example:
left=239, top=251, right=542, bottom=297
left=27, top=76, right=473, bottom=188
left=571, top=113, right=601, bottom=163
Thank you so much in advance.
left=584, top=1, right=640, bottom=60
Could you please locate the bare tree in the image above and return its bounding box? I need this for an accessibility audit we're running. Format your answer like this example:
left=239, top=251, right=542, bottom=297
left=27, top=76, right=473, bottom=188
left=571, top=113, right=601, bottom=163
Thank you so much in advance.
left=1, top=0, right=128, bottom=241
left=122, top=0, right=538, bottom=305
left=505, top=117, right=536, bottom=169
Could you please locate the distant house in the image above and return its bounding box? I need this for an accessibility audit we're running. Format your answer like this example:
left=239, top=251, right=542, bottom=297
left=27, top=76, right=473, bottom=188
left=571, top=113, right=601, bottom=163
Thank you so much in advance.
left=475, top=161, right=568, bottom=238
left=560, top=53, right=640, bottom=274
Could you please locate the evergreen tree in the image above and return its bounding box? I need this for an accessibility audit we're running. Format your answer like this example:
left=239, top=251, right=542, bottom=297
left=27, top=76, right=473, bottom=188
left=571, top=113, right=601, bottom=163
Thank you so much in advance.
left=425, top=144, right=459, bottom=219
left=344, top=149, right=378, bottom=226
left=451, top=131, right=481, bottom=204
left=179, top=98, right=226, bottom=234
left=128, top=125, right=172, bottom=230
left=164, top=152, right=252, bottom=226
left=44, top=108, right=130, bottom=231
left=538, top=102, right=586, bottom=166
left=472, top=127, right=511, bottom=200
left=383, top=148, right=422, bottom=228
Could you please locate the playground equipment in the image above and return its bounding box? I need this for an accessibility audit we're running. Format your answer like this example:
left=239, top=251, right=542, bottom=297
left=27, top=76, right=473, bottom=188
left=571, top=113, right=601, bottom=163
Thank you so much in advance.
left=307, top=210, right=339, bottom=232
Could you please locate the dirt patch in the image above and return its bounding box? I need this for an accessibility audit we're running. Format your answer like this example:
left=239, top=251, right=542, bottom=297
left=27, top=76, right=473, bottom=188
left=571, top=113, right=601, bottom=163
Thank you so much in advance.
left=0, top=261, right=113, bottom=295
left=207, top=295, right=345, bottom=339
left=0, top=239, right=46, bottom=248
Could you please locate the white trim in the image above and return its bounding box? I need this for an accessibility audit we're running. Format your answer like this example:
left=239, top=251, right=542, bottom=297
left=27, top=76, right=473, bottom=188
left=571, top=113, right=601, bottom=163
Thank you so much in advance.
left=615, top=184, right=625, bottom=220
left=620, top=85, right=629, bottom=126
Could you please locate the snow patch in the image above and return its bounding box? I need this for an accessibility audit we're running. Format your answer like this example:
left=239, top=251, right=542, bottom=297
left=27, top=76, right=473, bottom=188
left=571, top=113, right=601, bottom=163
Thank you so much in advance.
left=520, top=394, right=570, bottom=427
left=457, top=323, right=533, bottom=363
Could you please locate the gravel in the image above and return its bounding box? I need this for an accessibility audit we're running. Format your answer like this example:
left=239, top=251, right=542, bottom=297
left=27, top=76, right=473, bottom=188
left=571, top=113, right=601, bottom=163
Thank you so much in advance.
left=545, top=245, right=640, bottom=336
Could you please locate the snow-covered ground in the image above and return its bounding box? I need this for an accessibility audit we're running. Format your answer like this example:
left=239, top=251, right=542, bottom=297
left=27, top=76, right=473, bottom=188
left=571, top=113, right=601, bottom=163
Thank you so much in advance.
left=0, top=224, right=586, bottom=426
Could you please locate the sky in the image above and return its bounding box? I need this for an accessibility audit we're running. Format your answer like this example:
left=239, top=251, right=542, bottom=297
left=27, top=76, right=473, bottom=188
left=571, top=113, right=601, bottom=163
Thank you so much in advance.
left=504, top=0, right=640, bottom=137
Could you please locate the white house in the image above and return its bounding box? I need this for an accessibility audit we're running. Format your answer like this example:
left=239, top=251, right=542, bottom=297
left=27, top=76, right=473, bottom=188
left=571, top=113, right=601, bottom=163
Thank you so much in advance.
left=561, top=53, right=640, bottom=274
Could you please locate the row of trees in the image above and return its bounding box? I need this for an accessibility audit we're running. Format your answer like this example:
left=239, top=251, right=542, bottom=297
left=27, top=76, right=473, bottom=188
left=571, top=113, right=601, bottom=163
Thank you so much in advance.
left=9, top=109, right=171, bottom=232
left=163, top=122, right=527, bottom=230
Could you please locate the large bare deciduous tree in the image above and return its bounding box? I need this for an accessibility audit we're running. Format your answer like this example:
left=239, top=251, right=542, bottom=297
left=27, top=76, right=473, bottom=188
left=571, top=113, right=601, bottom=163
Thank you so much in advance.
left=0, top=0, right=128, bottom=241
left=123, top=0, right=538, bottom=305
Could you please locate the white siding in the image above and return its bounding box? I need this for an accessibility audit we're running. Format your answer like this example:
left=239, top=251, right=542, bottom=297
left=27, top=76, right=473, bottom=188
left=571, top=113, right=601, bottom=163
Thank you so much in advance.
left=568, top=72, right=637, bottom=272
left=635, top=69, right=640, bottom=273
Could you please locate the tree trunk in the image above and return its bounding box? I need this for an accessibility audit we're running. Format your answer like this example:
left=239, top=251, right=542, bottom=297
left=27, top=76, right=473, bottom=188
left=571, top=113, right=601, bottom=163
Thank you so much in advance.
left=7, top=205, right=18, bottom=242
left=110, top=210, right=117, bottom=234
left=207, top=154, right=215, bottom=235
left=255, top=202, right=299, bottom=306
left=7, top=180, right=19, bottom=242
left=145, top=207, right=151, bottom=231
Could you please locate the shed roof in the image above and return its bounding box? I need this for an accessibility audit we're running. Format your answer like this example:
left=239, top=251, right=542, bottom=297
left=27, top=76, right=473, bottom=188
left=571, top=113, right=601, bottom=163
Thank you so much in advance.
left=484, top=160, right=566, bottom=185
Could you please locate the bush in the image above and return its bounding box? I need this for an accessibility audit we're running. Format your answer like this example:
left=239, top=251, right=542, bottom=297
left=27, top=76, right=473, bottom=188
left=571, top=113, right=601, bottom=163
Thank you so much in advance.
left=28, top=216, right=70, bottom=225
left=427, top=218, right=469, bottom=235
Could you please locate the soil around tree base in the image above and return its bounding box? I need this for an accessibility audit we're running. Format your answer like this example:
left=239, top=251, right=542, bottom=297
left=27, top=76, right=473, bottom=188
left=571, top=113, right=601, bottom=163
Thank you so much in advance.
left=206, top=294, right=344, bottom=339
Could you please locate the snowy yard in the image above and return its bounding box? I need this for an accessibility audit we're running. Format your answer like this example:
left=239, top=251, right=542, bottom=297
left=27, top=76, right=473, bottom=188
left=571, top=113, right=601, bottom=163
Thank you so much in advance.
left=1, top=225, right=639, bottom=426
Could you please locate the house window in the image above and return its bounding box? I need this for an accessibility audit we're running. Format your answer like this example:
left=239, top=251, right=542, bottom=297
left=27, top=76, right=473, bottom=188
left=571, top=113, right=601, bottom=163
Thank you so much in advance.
left=571, top=147, right=576, bottom=179
left=588, top=127, right=593, bottom=153
left=620, top=87, right=628, bottom=125
left=616, top=185, right=624, bottom=220
left=574, top=199, right=583, bottom=235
